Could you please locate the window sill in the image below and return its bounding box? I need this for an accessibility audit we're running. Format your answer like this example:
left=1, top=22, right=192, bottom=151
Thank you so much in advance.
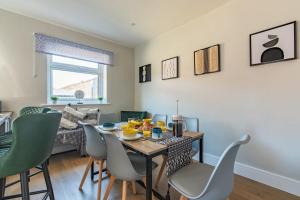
left=42, top=101, right=111, bottom=107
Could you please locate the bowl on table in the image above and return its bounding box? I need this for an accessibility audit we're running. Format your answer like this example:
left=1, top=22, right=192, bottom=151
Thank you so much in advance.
left=103, top=122, right=115, bottom=128
left=122, top=128, right=138, bottom=138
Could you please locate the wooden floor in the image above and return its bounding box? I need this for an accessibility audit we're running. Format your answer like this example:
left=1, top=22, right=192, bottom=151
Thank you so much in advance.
left=4, top=152, right=300, bottom=200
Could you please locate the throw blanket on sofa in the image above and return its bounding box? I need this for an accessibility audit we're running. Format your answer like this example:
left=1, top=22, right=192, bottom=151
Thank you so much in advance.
left=54, top=127, right=87, bottom=156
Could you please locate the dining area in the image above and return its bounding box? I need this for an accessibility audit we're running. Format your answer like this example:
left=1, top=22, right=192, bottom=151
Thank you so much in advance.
left=0, top=105, right=251, bottom=200
left=77, top=113, right=249, bottom=200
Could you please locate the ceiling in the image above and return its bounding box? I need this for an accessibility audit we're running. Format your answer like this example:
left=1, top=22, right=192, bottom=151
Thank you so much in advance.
left=0, top=0, right=230, bottom=47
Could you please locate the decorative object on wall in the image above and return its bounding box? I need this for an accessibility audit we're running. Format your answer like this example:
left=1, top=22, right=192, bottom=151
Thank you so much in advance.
left=139, top=64, right=151, bottom=83
left=250, top=21, right=297, bottom=66
left=162, top=56, right=179, bottom=80
left=194, top=44, right=220, bottom=75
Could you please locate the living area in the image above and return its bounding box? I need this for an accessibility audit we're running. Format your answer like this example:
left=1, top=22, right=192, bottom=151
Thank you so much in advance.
left=0, top=0, right=300, bottom=200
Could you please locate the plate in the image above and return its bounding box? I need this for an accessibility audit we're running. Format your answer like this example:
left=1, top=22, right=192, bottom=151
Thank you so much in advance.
left=120, top=133, right=142, bottom=141
left=99, top=125, right=118, bottom=131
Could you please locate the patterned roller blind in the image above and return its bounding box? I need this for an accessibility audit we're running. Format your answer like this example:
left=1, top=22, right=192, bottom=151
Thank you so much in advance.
left=34, top=33, right=113, bottom=66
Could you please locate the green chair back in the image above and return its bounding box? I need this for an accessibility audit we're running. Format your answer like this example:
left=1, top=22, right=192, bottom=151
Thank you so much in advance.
left=0, top=113, right=61, bottom=178
left=120, top=111, right=147, bottom=122
left=19, top=106, right=51, bottom=116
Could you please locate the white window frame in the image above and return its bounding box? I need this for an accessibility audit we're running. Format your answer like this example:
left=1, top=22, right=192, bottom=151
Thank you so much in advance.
left=47, top=55, right=107, bottom=104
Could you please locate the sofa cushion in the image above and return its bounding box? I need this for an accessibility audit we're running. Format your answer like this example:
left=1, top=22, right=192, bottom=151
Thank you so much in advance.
left=77, top=108, right=100, bottom=125
left=60, top=106, right=86, bottom=129
left=60, top=118, right=78, bottom=129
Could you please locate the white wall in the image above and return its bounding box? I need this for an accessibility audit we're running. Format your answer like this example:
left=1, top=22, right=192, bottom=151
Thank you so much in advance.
left=135, top=0, right=300, bottom=194
left=0, top=9, right=135, bottom=115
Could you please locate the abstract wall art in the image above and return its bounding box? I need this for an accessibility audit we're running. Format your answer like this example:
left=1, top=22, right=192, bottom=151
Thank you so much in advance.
left=139, top=64, right=151, bottom=83
left=162, top=56, right=179, bottom=80
left=194, top=44, right=220, bottom=75
left=250, top=21, right=297, bottom=66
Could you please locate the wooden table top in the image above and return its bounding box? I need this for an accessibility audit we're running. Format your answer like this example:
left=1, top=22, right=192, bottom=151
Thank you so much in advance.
left=96, top=127, right=204, bottom=156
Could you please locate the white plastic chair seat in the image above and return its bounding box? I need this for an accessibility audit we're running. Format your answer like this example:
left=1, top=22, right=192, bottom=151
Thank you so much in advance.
left=127, top=152, right=158, bottom=177
left=169, top=163, right=214, bottom=198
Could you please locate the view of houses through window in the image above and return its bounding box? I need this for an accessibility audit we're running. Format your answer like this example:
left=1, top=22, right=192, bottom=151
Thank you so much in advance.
left=48, top=55, right=106, bottom=103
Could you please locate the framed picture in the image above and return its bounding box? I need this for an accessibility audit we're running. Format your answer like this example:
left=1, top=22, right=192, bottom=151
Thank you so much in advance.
left=161, top=56, right=179, bottom=80
left=139, top=64, right=151, bottom=83
left=194, top=44, right=220, bottom=75
left=250, top=21, right=297, bottom=66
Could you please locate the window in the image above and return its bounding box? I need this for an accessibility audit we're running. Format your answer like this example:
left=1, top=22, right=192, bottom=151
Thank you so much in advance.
left=48, top=55, right=107, bottom=103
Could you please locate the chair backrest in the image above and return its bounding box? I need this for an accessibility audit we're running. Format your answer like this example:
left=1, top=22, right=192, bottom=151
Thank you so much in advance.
left=0, top=113, right=62, bottom=178
left=183, top=117, right=199, bottom=132
left=120, top=111, right=147, bottom=122
left=198, top=135, right=250, bottom=200
left=152, top=114, right=168, bottom=125
left=19, top=106, right=51, bottom=116
left=99, top=113, right=119, bottom=125
left=80, top=123, right=106, bottom=159
left=102, top=133, right=140, bottom=180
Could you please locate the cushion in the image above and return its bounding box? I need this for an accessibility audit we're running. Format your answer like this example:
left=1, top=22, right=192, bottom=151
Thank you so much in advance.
left=77, top=108, right=100, bottom=125
left=60, top=106, right=86, bottom=129
left=60, top=118, right=78, bottom=129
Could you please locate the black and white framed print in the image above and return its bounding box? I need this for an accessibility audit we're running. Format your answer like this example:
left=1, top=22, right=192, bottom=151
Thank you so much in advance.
left=194, top=44, right=220, bottom=75
left=139, top=64, right=151, bottom=83
left=250, top=21, right=297, bottom=66
left=162, top=56, right=179, bottom=80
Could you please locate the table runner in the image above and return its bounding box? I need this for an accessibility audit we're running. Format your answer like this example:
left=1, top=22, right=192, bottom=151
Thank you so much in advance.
left=156, top=134, right=193, bottom=177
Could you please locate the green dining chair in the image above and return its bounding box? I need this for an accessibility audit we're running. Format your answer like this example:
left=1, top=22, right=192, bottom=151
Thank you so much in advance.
left=0, top=106, right=52, bottom=149
left=0, top=113, right=62, bottom=200
left=20, top=106, right=52, bottom=116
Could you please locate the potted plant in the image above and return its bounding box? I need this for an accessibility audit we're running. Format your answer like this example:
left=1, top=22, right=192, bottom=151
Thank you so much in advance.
left=50, top=96, right=58, bottom=104
left=97, top=96, right=103, bottom=103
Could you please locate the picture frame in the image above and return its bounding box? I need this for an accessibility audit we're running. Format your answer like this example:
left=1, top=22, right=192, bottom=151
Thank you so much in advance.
left=161, top=56, right=179, bottom=80
left=250, top=21, right=297, bottom=66
left=194, top=44, right=220, bottom=75
left=139, top=64, right=151, bottom=83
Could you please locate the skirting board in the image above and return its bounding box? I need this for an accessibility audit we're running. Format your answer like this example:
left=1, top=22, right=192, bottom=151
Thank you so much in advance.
left=193, top=153, right=300, bottom=197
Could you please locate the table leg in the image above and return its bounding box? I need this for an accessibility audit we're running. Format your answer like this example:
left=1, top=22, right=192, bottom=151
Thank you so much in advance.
left=0, top=177, right=6, bottom=198
left=90, top=161, right=94, bottom=181
left=146, top=156, right=152, bottom=200
left=199, top=138, right=203, bottom=163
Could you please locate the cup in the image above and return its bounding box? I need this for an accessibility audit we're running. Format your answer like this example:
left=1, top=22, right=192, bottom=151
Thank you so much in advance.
left=152, top=127, right=162, bottom=139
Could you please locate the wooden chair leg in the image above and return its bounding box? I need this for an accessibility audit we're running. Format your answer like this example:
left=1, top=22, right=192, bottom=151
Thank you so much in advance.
left=20, top=172, right=30, bottom=200
left=155, top=155, right=167, bottom=188
left=97, top=160, right=104, bottom=200
left=42, top=162, right=55, bottom=200
left=122, top=181, right=127, bottom=200
left=131, top=181, right=137, bottom=194
left=179, top=195, right=188, bottom=200
left=103, top=176, right=116, bottom=200
left=107, top=169, right=111, bottom=177
left=79, top=157, right=94, bottom=190
left=0, top=177, right=6, bottom=198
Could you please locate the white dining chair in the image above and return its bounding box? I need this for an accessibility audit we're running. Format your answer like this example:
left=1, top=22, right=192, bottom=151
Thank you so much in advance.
left=99, top=113, right=119, bottom=125
left=102, top=133, right=158, bottom=200
left=155, top=116, right=199, bottom=187
left=169, top=135, right=250, bottom=200
left=152, top=114, right=168, bottom=125
left=183, top=117, right=200, bottom=157
left=78, top=123, right=107, bottom=200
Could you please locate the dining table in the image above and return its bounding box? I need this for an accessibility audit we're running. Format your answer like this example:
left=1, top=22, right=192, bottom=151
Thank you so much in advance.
left=92, top=126, right=204, bottom=200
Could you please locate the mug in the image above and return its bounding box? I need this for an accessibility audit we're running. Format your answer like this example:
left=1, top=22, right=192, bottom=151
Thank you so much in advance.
left=152, top=127, right=162, bottom=139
